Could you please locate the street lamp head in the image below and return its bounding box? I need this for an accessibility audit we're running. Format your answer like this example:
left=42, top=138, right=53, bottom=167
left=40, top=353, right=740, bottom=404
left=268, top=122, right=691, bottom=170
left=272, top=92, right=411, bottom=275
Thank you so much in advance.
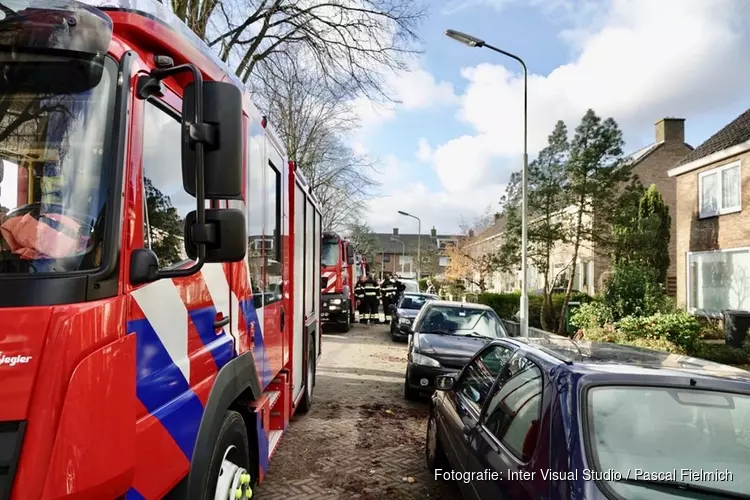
left=397, top=210, right=410, bottom=216
left=445, top=29, right=485, bottom=48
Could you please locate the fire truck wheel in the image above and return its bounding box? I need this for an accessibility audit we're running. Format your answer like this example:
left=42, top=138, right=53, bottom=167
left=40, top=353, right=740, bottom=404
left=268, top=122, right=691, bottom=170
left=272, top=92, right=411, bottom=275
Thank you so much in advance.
left=296, top=334, right=316, bottom=414
left=341, top=306, right=351, bottom=333
left=205, top=410, right=255, bottom=500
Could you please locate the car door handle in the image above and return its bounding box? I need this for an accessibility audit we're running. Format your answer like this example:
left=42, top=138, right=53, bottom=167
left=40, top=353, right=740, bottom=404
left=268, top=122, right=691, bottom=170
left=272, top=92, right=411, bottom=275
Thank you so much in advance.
left=214, top=316, right=230, bottom=329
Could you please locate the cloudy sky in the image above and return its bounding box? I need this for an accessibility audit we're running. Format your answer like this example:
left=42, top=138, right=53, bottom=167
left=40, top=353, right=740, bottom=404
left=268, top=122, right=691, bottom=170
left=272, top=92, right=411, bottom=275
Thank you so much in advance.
left=354, top=0, right=750, bottom=235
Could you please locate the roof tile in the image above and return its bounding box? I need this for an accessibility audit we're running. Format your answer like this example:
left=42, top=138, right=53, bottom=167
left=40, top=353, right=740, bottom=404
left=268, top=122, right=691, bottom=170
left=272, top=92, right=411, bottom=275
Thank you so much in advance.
left=677, top=108, right=750, bottom=166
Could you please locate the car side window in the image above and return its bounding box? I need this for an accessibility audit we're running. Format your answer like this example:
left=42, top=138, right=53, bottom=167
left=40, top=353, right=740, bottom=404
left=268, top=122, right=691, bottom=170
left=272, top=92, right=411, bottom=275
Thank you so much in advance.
left=457, top=344, right=515, bottom=412
left=482, top=355, right=543, bottom=462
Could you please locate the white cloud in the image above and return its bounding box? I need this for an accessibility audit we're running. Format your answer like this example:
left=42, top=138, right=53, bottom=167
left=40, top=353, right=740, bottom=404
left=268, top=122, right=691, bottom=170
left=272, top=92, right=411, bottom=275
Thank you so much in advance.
left=429, top=0, right=750, bottom=195
left=367, top=179, right=504, bottom=234
left=415, top=138, right=433, bottom=162
left=352, top=61, right=460, bottom=131
left=367, top=0, right=750, bottom=233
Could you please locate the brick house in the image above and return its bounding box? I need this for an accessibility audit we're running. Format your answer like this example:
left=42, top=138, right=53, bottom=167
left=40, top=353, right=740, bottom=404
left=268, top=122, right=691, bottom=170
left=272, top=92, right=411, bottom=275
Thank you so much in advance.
left=372, top=227, right=459, bottom=279
left=469, top=118, right=693, bottom=295
left=668, top=108, right=750, bottom=315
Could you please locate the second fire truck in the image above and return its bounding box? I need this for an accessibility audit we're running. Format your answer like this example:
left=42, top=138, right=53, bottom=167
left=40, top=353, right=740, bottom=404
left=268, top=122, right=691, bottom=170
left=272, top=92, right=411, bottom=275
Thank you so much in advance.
left=320, top=232, right=368, bottom=332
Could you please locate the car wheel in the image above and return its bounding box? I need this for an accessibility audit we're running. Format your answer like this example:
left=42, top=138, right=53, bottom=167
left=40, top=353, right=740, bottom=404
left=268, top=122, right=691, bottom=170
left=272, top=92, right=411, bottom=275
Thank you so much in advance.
left=403, top=369, right=419, bottom=401
left=425, top=410, right=449, bottom=472
left=203, top=411, right=254, bottom=500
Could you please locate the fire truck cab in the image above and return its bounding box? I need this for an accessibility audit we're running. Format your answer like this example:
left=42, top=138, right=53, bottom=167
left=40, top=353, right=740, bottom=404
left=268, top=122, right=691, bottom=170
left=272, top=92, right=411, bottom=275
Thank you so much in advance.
left=320, top=232, right=367, bottom=332
left=0, top=0, right=322, bottom=499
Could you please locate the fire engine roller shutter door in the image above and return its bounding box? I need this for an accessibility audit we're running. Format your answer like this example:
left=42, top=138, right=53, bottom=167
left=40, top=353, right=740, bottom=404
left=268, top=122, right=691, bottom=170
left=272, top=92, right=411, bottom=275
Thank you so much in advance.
left=292, top=183, right=305, bottom=403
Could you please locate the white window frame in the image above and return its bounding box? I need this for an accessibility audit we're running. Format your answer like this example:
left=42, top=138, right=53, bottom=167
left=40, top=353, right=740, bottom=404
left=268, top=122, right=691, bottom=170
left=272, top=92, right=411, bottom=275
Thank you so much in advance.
left=698, top=160, right=742, bottom=219
left=686, top=246, right=750, bottom=316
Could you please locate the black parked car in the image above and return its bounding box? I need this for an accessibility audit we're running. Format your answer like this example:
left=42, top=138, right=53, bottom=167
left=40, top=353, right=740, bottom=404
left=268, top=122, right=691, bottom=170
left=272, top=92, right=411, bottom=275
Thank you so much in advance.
left=427, top=335, right=750, bottom=500
left=404, top=300, right=508, bottom=400
left=389, top=292, right=439, bottom=341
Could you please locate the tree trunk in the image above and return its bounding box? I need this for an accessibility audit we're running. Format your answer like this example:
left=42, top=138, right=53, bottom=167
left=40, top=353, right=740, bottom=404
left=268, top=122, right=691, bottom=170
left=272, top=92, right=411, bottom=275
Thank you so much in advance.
left=557, top=199, right=585, bottom=335
left=540, top=252, right=552, bottom=331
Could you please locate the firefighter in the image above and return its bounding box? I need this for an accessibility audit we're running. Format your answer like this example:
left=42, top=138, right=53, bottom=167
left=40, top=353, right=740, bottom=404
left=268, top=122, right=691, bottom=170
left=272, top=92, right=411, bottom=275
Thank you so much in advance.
left=354, top=275, right=366, bottom=323
left=394, top=275, right=406, bottom=302
left=362, top=273, right=380, bottom=324
left=380, top=273, right=398, bottom=323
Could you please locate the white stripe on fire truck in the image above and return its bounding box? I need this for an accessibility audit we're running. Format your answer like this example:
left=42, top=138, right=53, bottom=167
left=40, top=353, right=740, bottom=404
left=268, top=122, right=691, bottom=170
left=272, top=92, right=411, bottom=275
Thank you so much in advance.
left=201, top=263, right=241, bottom=354
left=131, top=278, right=191, bottom=383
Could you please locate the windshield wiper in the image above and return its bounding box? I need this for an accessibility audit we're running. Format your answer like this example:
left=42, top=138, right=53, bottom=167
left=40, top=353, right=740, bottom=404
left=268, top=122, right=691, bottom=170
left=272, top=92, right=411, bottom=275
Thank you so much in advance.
left=466, top=331, right=493, bottom=339
left=614, top=477, right=750, bottom=499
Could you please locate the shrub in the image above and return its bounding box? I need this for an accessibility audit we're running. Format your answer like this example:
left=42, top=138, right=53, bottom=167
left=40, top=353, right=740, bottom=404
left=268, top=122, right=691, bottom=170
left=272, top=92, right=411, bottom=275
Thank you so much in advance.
left=581, top=325, right=685, bottom=354
left=478, top=292, right=520, bottom=320
left=603, top=262, right=668, bottom=321
left=570, top=301, right=613, bottom=330
left=696, top=344, right=750, bottom=366
left=478, top=291, right=594, bottom=331
left=615, top=311, right=703, bottom=354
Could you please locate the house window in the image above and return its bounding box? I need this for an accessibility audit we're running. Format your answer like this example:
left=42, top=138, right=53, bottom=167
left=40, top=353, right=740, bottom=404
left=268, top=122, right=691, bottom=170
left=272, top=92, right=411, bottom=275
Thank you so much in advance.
left=698, top=161, right=741, bottom=218
left=439, top=256, right=449, bottom=267
left=401, top=255, right=413, bottom=265
left=688, top=248, right=750, bottom=315
left=383, top=254, right=391, bottom=263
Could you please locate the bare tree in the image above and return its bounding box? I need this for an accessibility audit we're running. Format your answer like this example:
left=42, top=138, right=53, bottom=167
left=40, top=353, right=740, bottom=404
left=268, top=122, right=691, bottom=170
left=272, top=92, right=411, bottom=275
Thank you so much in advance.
left=253, top=51, right=378, bottom=230
left=174, top=0, right=426, bottom=99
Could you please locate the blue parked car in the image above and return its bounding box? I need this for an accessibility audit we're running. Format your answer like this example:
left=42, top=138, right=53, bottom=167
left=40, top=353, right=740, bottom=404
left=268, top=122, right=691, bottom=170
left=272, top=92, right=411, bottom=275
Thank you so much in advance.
left=427, top=335, right=750, bottom=500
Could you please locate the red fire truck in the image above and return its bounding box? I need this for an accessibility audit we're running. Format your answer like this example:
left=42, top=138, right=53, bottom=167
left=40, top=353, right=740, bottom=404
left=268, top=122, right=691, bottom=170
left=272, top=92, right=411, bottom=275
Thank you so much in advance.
left=320, top=232, right=368, bottom=332
left=0, top=0, right=322, bottom=499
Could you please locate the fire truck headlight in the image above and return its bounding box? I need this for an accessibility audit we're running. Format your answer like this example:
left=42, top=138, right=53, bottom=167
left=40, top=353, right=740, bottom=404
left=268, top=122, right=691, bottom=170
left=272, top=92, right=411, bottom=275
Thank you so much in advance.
left=331, top=298, right=342, bottom=305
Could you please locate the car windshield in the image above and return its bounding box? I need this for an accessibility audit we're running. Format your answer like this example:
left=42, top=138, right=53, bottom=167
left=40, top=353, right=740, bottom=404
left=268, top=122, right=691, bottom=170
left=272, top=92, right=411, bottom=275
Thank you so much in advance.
left=416, top=305, right=507, bottom=338
left=321, top=238, right=339, bottom=267
left=586, top=386, right=750, bottom=498
left=401, top=281, right=419, bottom=293
left=0, top=53, right=115, bottom=274
left=399, top=294, right=432, bottom=310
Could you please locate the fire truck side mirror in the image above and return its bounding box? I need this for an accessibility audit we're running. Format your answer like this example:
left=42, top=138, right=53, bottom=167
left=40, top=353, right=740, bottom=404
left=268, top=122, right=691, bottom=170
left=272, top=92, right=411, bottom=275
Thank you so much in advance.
left=346, top=244, right=355, bottom=265
left=184, top=208, right=247, bottom=263
left=181, top=81, right=243, bottom=199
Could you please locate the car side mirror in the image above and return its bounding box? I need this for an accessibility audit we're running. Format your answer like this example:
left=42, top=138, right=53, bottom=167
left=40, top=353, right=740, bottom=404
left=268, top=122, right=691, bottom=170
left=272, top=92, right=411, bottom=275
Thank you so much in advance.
left=182, top=81, right=242, bottom=199
left=435, top=375, right=455, bottom=392
left=184, top=208, right=247, bottom=263
left=389, top=304, right=396, bottom=312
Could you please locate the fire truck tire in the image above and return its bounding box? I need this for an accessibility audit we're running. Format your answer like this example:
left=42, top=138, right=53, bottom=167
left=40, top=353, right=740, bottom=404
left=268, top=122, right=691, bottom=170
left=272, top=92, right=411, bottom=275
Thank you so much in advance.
left=204, top=410, right=255, bottom=500
left=296, top=334, right=316, bottom=414
left=341, top=305, right=351, bottom=333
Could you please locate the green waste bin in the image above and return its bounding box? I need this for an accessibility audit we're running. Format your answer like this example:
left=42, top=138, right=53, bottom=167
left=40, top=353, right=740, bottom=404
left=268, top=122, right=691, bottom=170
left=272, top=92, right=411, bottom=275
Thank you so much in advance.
left=566, top=301, right=581, bottom=335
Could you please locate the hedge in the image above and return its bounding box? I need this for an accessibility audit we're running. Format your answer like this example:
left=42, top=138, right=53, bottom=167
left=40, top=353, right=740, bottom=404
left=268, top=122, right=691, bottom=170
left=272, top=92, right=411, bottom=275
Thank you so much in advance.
left=477, top=291, right=593, bottom=330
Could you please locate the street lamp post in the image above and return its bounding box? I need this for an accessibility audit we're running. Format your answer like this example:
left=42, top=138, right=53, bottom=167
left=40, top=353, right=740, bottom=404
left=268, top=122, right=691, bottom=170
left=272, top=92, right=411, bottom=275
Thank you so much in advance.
left=445, top=29, right=529, bottom=337
left=397, top=210, right=421, bottom=280
left=391, top=236, right=405, bottom=275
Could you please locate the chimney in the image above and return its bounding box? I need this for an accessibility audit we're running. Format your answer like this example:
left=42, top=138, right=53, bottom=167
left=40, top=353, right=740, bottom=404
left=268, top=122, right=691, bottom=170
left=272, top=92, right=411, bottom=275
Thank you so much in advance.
left=494, top=212, right=501, bottom=222
left=469, top=229, right=475, bottom=238
left=430, top=226, right=437, bottom=238
left=655, top=118, right=685, bottom=144
left=392, top=228, right=398, bottom=236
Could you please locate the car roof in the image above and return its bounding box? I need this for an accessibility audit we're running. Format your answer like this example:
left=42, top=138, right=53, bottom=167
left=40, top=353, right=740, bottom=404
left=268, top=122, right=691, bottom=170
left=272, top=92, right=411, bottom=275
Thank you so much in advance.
left=496, top=335, right=750, bottom=383
left=402, top=292, right=439, bottom=299
left=421, top=300, right=494, bottom=311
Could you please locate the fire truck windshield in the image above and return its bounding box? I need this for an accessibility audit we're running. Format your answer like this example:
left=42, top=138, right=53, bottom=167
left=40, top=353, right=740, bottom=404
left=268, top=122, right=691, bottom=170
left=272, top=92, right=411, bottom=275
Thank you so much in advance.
left=321, top=239, right=340, bottom=267
left=0, top=53, right=116, bottom=274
